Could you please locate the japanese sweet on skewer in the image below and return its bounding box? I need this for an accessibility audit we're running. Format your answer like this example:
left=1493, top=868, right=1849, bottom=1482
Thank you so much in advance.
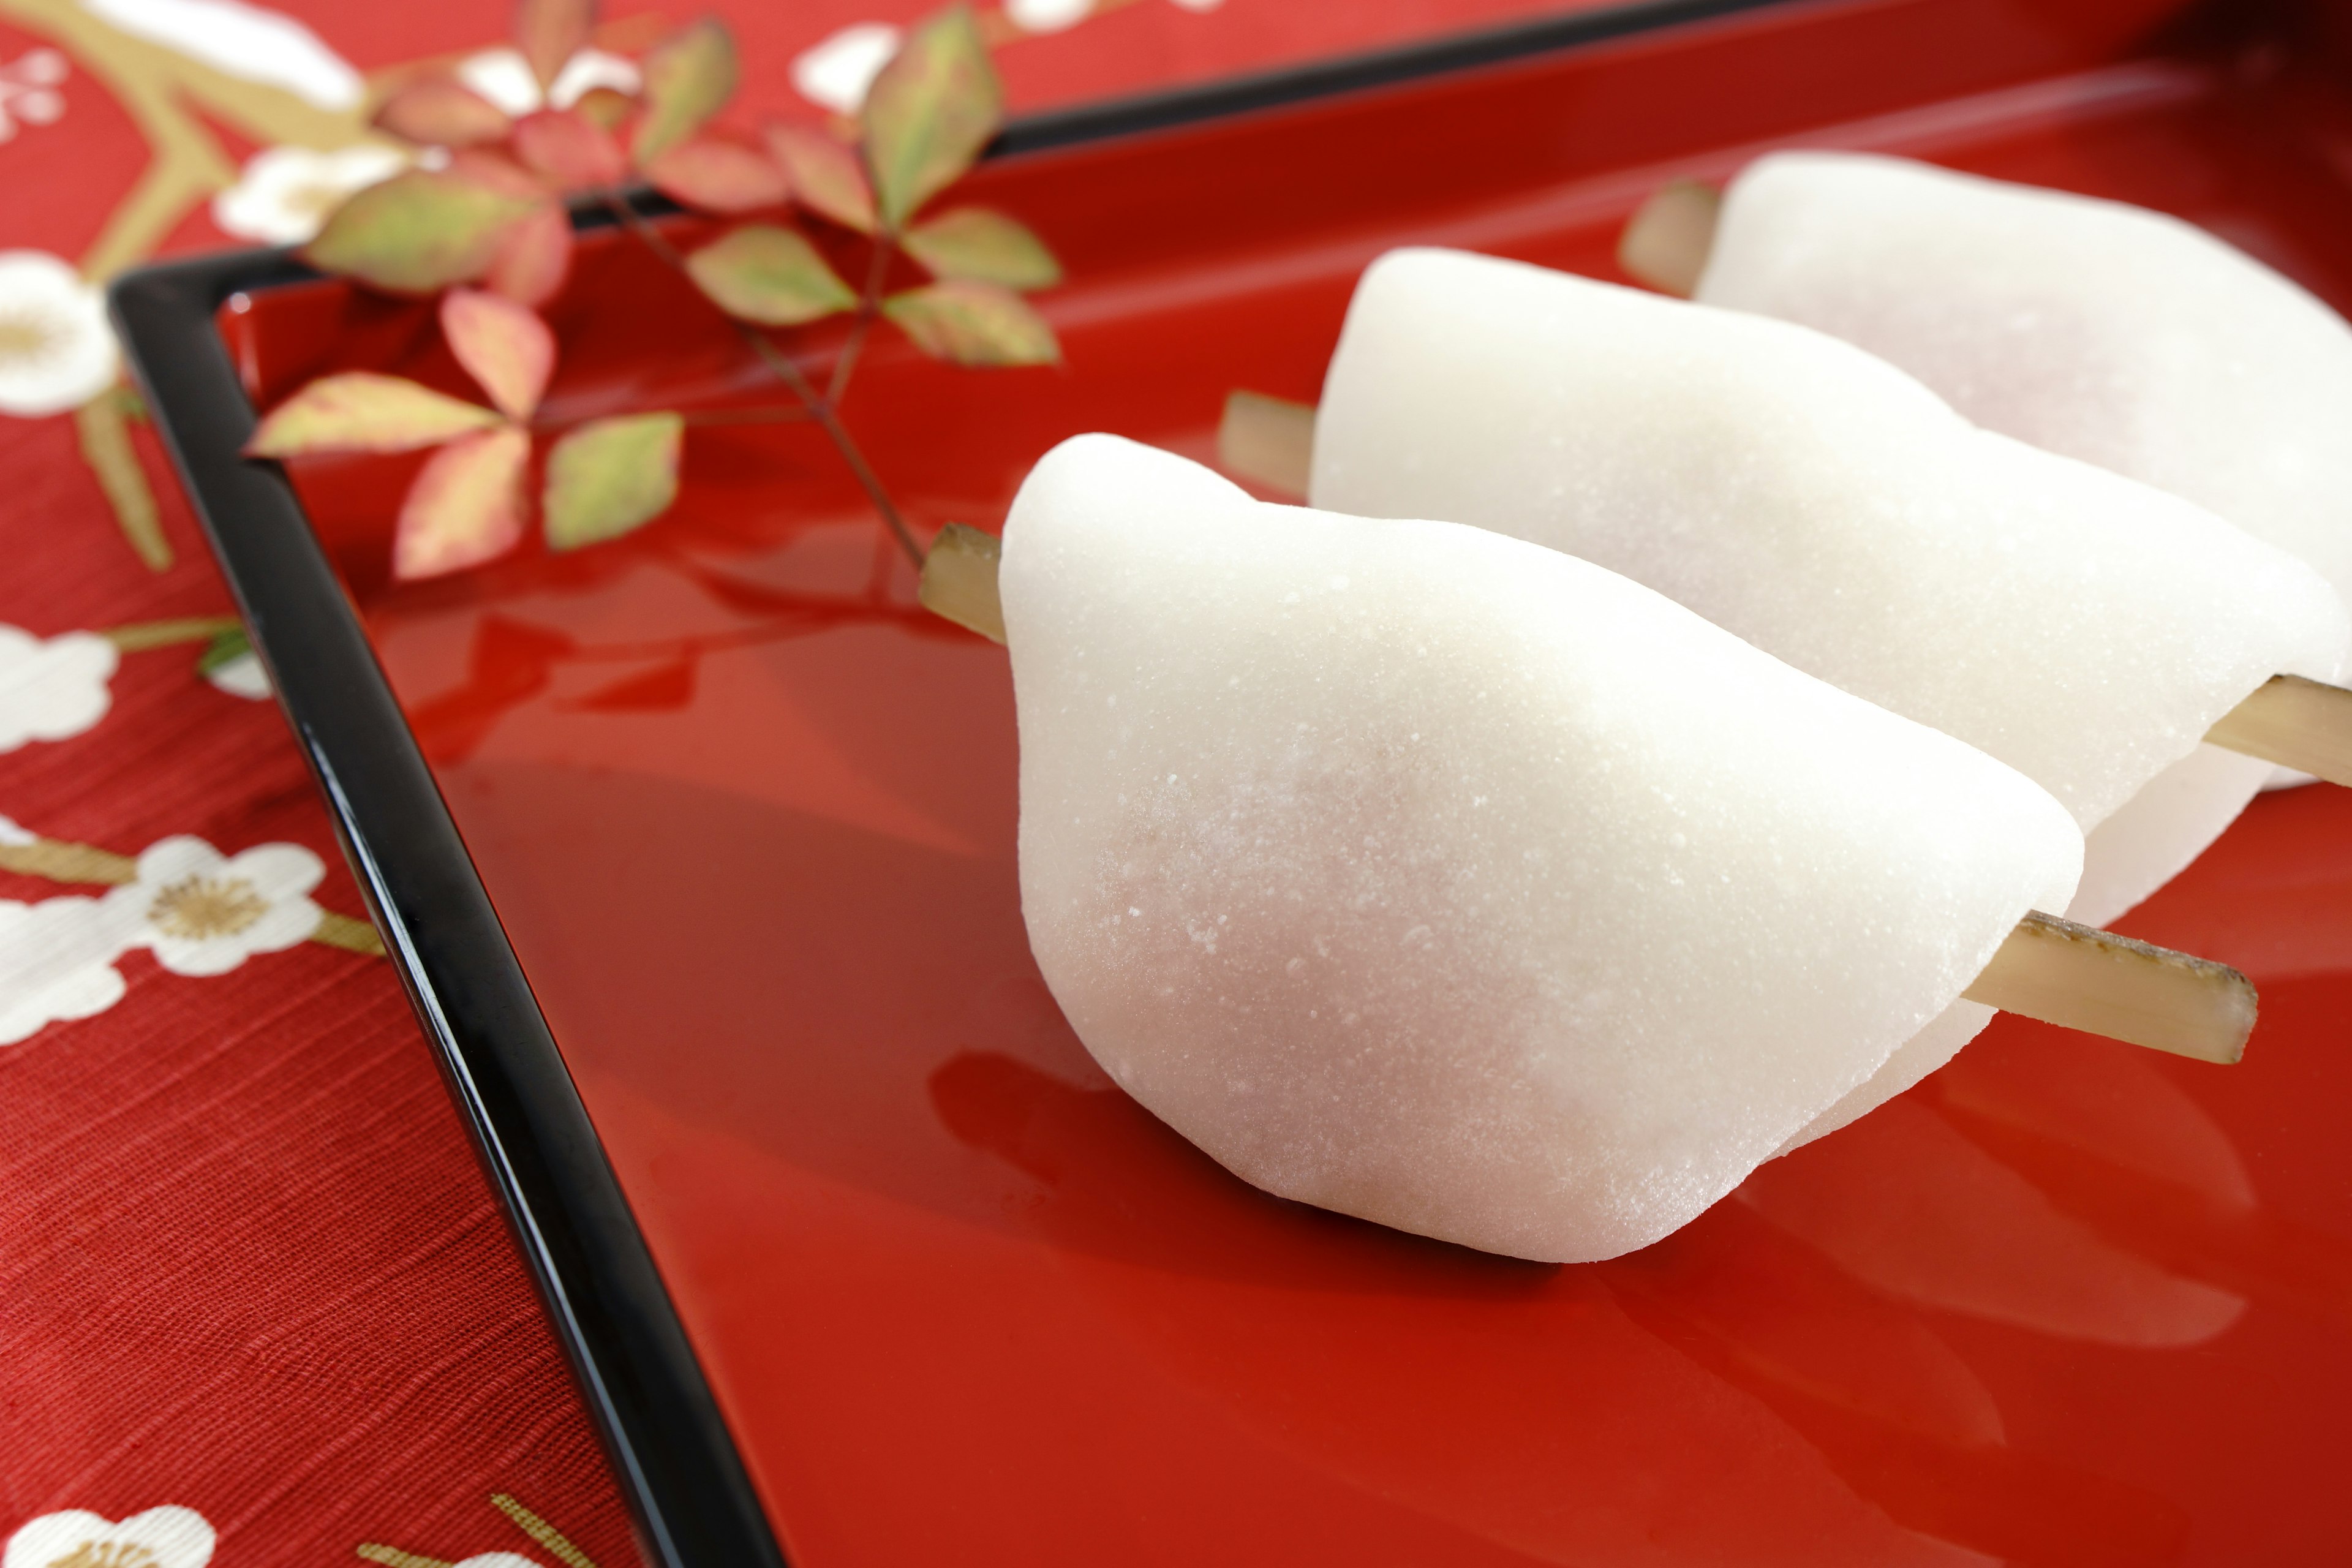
left=1621, top=148, right=2352, bottom=786
left=1200, top=228, right=2352, bottom=1211
left=920, top=413, right=2303, bottom=1263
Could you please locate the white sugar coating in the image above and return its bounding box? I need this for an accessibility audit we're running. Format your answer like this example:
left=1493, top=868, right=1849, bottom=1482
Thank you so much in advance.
left=1698, top=151, right=2352, bottom=619
left=1312, top=249, right=2347, bottom=934
left=1002, top=434, right=2081, bottom=1262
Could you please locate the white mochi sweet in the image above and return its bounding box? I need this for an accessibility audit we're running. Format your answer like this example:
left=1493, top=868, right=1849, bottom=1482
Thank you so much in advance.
left=1002, top=434, right=2081, bottom=1262
left=1313, top=248, right=2347, bottom=940
left=1697, top=151, right=2352, bottom=621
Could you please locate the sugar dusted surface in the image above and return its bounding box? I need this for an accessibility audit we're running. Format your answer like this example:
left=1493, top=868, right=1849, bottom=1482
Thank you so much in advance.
left=1701, top=151, right=2352, bottom=619
left=1314, top=249, right=2348, bottom=932
left=1001, top=435, right=2079, bottom=1262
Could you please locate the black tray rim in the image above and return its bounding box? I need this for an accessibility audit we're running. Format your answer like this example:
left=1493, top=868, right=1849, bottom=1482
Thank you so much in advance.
left=108, top=2, right=1799, bottom=1563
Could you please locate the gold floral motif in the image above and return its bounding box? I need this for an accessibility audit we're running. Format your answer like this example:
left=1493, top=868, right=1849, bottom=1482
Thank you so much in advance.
left=47, top=1543, right=162, bottom=1568
left=0, top=308, right=64, bottom=367
left=147, top=874, right=269, bottom=940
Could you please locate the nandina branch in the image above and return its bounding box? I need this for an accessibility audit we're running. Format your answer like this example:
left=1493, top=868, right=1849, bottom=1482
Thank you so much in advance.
left=599, top=189, right=925, bottom=570
left=827, top=233, right=897, bottom=408
left=530, top=404, right=816, bottom=434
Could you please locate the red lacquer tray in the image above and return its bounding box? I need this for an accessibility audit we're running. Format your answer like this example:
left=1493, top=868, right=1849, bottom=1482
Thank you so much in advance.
left=116, top=1, right=2352, bottom=1563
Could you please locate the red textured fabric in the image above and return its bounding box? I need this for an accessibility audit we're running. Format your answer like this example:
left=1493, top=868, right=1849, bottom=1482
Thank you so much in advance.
left=0, top=3, right=1596, bottom=1563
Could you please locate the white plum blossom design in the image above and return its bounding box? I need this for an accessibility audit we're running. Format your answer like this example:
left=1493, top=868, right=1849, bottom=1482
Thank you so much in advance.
left=0, top=252, right=119, bottom=418
left=2, top=1506, right=216, bottom=1568
left=1006, top=0, right=1092, bottom=33
left=0, top=47, right=68, bottom=143
left=203, top=646, right=272, bottom=699
left=103, top=835, right=324, bottom=976
left=0, top=625, right=117, bottom=752
left=80, top=0, right=363, bottom=110
left=212, top=143, right=410, bottom=246
left=0, top=895, right=135, bottom=1046
left=791, top=22, right=903, bottom=115
left=455, top=45, right=643, bottom=116
left=0, top=825, right=357, bottom=1046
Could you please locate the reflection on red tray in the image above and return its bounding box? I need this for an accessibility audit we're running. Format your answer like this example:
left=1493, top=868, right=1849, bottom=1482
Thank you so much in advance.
left=219, top=1, right=2352, bottom=1561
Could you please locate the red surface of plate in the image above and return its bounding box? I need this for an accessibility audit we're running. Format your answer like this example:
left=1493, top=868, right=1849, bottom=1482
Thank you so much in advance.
left=223, top=1, right=2352, bottom=1561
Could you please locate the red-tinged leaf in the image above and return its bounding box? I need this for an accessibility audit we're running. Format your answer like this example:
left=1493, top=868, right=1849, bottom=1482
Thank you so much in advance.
left=568, top=657, right=696, bottom=710
left=372, top=74, right=512, bottom=147
left=516, top=0, right=595, bottom=91
left=631, top=18, right=738, bottom=167
left=444, top=148, right=550, bottom=200
left=513, top=109, right=627, bottom=190
left=684, top=224, right=856, bottom=325
left=394, top=424, right=532, bottom=579
left=765, top=124, right=875, bottom=233
left=485, top=202, right=573, bottom=306
left=860, top=5, right=999, bottom=230
left=303, top=170, right=539, bottom=294
left=883, top=281, right=1058, bottom=366
left=440, top=288, right=556, bottom=421
left=571, top=85, right=635, bottom=130
left=543, top=412, right=683, bottom=549
left=901, top=206, right=1059, bottom=289
left=644, top=137, right=790, bottom=214
left=246, top=372, right=502, bottom=456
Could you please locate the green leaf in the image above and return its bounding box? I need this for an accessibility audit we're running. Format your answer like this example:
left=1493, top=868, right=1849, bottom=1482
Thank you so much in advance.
left=859, top=5, right=1000, bottom=230
left=631, top=18, right=739, bottom=167
left=440, top=288, right=557, bottom=421
left=303, top=170, right=538, bottom=295
left=246, top=372, right=502, bottom=456
left=195, top=624, right=251, bottom=677
left=883, top=282, right=1058, bottom=366
left=644, top=137, right=790, bottom=214
left=372, top=74, right=513, bottom=147
left=765, top=124, right=876, bottom=233
left=901, top=206, right=1059, bottom=290
left=516, top=0, right=595, bottom=91
left=543, top=413, right=683, bottom=549
left=684, top=225, right=857, bottom=325
left=394, top=424, right=532, bottom=579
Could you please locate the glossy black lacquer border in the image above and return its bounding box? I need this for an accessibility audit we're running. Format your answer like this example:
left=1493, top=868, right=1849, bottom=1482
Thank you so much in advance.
left=109, top=2, right=1794, bottom=1564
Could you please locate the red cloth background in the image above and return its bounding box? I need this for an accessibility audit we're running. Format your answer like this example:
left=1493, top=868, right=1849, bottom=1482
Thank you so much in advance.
left=0, top=2, right=1605, bottom=1562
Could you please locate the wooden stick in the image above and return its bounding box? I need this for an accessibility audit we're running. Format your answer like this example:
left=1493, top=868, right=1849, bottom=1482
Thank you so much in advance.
left=1217, top=390, right=1316, bottom=495
left=917, top=545, right=2259, bottom=1064
left=1218, top=390, right=1316, bottom=495
left=1618, top=178, right=1722, bottom=297
left=1962, top=910, right=2253, bottom=1064
left=919, top=524, right=1006, bottom=645
left=2205, top=674, right=2352, bottom=787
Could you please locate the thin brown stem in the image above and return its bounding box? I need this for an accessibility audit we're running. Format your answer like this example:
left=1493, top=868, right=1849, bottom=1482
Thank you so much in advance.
left=529, top=404, right=816, bottom=434
left=679, top=405, right=820, bottom=428
left=827, top=233, right=897, bottom=408
left=601, top=188, right=924, bottom=569
left=812, top=402, right=924, bottom=567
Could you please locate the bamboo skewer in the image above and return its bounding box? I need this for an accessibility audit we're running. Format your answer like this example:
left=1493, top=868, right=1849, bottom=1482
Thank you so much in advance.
left=1219, top=390, right=1319, bottom=497
left=1618, top=178, right=1724, bottom=298
left=1218, top=390, right=1316, bottom=494
left=1212, top=390, right=2352, bottom=785
left=2204, top=674, right=2352, bottom=788
left=918, top=523, right=1006, bottom=644
left=918, top=525, right=2260, bottom=1066
left=1959, top=911, right=2253, bottom=1063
